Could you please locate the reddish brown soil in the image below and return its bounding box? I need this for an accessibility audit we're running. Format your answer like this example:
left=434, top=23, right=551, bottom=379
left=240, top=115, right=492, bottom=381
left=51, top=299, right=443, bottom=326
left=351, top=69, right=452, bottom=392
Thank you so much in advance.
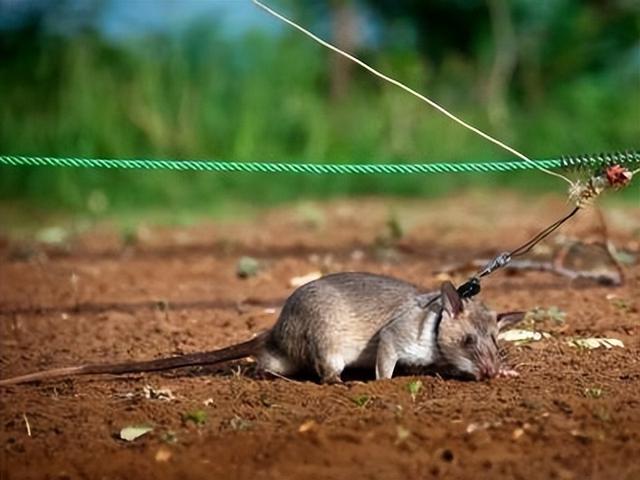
left=1, top=196, right=639, bottom=480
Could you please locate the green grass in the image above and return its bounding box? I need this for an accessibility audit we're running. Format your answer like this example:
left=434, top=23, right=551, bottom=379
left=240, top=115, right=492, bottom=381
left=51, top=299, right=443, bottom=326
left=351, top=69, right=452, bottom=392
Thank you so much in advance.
left=0, top=28, right=638, bottom=226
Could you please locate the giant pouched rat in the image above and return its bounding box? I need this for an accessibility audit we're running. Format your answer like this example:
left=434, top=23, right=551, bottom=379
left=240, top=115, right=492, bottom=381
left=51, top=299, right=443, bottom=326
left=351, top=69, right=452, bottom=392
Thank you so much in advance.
left=0, top=272, right=524, bottom=386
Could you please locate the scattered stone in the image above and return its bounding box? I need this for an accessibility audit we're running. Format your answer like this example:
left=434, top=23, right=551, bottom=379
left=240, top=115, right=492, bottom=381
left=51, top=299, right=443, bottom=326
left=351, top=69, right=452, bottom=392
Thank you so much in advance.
left=395, top=425, right=411, bottom=444
left=155, top=447, right=172, bottom=462
left=298, top=419, right=317, bottom=433
left=289, top=271, right=322, bottom=288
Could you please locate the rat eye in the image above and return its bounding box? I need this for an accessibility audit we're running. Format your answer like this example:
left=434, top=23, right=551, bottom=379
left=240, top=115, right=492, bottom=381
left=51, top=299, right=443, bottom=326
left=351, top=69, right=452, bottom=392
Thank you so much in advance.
left=462, top=334, right=477, bottom=348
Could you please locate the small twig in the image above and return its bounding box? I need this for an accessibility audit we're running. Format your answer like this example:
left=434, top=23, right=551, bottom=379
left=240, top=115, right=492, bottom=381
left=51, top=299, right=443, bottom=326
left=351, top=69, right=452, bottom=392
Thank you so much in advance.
left=594, top=208, right=625, bottom=283
left=22, top=413, right=31, bottom=437
left=263, top=369, right=295, bottom=383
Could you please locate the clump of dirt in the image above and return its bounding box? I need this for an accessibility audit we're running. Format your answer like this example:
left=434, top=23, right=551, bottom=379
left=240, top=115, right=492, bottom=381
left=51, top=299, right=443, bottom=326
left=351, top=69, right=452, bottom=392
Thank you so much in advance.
left=1, top=196, right=639, bottom=479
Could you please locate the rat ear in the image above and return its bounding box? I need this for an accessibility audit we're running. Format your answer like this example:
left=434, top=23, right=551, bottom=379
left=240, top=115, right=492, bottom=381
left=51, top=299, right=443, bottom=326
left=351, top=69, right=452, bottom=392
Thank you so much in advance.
left=497, top=311, right=526, bottom=331
left=441, top=281, right=463, bottom=317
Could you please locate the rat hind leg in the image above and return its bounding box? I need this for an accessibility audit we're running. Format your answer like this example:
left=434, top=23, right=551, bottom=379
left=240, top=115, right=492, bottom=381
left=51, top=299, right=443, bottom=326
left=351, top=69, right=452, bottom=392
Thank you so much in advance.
left=315, top=351, right=346, bottom=384
left=256, top=348, right=299, bottom=378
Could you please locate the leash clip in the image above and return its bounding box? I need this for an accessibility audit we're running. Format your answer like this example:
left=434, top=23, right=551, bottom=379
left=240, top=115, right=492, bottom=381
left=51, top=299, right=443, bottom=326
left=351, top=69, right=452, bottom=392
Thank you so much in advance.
left=478, top=251, right=511, bottom=278
left=457, top=251, right=512, bottom=300
left=457, top=277, right=481, bottom=299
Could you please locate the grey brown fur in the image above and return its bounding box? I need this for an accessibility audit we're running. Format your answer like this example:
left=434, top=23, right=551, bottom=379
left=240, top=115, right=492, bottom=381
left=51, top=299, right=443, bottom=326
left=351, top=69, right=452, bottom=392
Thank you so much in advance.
left=0, top=272, right=524, bottom=386
left=259, top=273, right=522, bottom=382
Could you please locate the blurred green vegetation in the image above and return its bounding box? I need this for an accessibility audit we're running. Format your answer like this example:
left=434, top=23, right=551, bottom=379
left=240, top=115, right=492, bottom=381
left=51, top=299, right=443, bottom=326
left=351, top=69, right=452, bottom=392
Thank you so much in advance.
left=0, top=0, right=638, bottom=224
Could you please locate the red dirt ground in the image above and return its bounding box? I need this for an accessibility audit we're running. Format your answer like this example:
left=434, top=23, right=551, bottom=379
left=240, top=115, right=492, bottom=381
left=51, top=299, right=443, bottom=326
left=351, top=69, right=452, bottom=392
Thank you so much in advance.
left=1, top=195, right=639, bottom=480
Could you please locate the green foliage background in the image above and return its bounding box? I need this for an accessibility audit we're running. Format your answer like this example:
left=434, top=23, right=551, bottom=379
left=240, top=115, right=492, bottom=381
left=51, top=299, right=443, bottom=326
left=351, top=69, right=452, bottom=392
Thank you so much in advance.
left=0, top=0, right=638, bottom=222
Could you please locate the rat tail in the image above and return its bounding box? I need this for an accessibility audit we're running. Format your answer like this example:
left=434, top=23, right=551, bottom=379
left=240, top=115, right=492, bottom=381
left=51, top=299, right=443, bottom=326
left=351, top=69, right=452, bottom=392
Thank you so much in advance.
left=0, top=333, right=267, bottom=386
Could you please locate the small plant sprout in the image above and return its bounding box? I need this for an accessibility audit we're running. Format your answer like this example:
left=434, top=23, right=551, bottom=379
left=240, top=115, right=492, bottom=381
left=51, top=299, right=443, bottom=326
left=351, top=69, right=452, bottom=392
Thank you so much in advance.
left=386, top=212, right=404, bottom=242
left=527, top=306, right=566, bottom=326
left=351, top=394, right=372, bottom=408
left=236, top=256, right=261, bottom=278
left=407, top=380, right=423, bottom=402
left=182, top=410, right=207, bottom=426
left=584, top=387, right=603, bottom=399
left=161, top=431, right=178, bottom=444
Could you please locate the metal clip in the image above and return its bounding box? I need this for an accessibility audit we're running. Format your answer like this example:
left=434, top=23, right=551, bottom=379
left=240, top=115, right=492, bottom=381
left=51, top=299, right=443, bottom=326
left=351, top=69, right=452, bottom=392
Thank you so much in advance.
left=478, top=252, right=511, bottom=278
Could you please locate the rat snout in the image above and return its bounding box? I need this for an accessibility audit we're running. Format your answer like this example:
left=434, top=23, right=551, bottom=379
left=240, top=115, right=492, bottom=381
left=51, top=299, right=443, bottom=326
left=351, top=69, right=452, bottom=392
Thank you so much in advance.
left=476, top=363, right=499, bottom=380
left=474, top=345, right=500, bottom=380
left=475, top=343, right=500, bottom=380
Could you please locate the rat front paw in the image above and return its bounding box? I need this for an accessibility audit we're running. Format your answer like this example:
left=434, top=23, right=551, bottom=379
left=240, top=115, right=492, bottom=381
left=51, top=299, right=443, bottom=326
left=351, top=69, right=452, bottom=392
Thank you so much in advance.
left=497, top=367, right=519, bottom=378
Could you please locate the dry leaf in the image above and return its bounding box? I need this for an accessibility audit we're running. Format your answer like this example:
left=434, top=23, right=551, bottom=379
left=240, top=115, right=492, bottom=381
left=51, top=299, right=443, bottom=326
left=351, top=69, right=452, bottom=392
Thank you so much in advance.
left=120, top=425, right=153, bottom=442
left=498, top=329, right=546, bottom=344
left=568, top=338, right=624, bottom=350
left=143, top=385, right=175, bottom=401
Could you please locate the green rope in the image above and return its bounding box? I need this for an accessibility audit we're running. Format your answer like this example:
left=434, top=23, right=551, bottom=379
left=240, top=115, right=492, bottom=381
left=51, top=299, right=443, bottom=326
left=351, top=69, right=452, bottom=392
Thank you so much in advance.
left=0, top=151, right=637, bottom=175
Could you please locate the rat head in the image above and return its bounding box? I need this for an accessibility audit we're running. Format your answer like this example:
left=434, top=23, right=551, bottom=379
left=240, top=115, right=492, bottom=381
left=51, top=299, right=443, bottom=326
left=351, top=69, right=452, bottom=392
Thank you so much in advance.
left=435, top=282, right=524, bottom=380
